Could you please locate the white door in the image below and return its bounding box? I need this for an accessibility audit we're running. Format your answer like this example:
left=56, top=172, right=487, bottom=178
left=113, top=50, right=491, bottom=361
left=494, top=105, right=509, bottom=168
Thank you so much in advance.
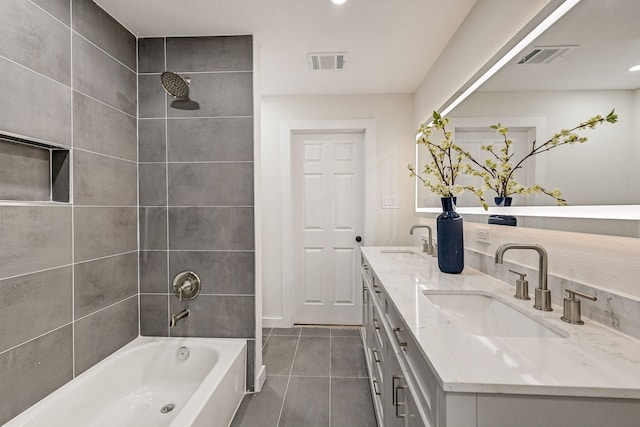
left=292, top=131, right=364, bottom=325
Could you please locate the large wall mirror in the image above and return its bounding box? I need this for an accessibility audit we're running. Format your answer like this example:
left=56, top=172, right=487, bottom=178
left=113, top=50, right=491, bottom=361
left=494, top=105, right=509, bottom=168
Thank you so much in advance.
left=416, top=0, right=640, bottom=238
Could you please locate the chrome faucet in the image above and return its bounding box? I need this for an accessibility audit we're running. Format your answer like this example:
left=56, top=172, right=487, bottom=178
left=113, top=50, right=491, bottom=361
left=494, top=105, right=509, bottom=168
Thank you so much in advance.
left=495, top=244, right=552, bottom=311
left=409, top=224, right=433, bottom=254
left=169, top=308, right=190, bottom=328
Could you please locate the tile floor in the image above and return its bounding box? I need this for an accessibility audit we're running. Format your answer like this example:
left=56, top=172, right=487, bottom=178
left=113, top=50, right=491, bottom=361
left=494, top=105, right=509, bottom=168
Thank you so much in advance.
left=231, top=327, right=377, bottom=427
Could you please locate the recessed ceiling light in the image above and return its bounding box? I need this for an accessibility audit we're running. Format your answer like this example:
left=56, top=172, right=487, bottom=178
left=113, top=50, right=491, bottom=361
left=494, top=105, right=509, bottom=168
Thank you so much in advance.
left=628, top=64, right=640, bottom=72
left=330, top=0, right=348, bottom=5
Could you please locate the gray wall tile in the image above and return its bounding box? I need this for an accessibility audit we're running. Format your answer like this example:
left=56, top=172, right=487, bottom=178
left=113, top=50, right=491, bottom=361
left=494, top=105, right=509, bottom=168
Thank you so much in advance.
left=167, top=118, right=253, bottom=162
left=74, top=296, right=138, bottom=375
left=74, top=207, right=137, bottom=262
left=74, top=252, right=138, bottom=319
left=0, top=140, right=50, bottom=201
left=51, top=149, right=70, bottom=203
left=140, top=251, right=168, bottom=293
left=169, top=295, right=254, bottom=338
left=139, top=119, right=167, bottom=162
left=0, top=326, right=73, bottom=425
left=140, top=294, right=169, bottom=337
left=169, top=251, right=254, bottom=294
left=31, top=0, right=71, bottom=26
left=167, top=72, right=253, bottom=118
left=0, top=0, right=71, bottom=85
left=0, top=57, right=71, bottom=146
left=140, top=207, right=167, bottom=250
left=139, top=74, right=166, bottom=118
left=73, top=33, right=136, bottom=116
left=139, top=163, right=167, bottom=206
left=279, top=377, right=330, bottom=427
left=73, top=149, right=137, bottom=206
left=246, top=339, right=255, bottom=391
left=166, top=36, right=252, bottom=72
left=0, top=267, right=72, bottom=353
left=168, top=162, right=254, bottom=206
left=0, top=206, right=72, bottom=279
left=71, top=0, right=136, bottom=70
left=139, top=38, right=165, bottom=73
left=73, top=92, right=137, bottom=161
left=169, top=207, right=254, bottom=250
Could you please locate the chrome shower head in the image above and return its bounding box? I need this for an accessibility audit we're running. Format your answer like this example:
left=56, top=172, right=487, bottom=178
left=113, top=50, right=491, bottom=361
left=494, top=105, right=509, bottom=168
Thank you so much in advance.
left=160, top=71, right=190, bottom=100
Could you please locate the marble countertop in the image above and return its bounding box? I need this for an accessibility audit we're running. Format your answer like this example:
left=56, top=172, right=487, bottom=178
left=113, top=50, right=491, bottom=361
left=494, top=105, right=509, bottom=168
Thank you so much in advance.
left=362, top=246, right=640, bottom=399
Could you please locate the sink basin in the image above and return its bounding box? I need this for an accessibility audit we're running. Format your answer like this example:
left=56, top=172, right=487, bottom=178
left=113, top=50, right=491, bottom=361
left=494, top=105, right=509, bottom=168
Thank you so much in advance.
left=380, top=250, right=423, bottom=261
left=423, top=291, right=567, bottom=338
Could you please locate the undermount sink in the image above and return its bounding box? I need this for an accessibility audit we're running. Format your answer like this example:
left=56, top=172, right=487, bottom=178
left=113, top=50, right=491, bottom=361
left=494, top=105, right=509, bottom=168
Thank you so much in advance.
left=423, top=291, right=567, bottom=338
left=380, top=250, right=423, bottom=261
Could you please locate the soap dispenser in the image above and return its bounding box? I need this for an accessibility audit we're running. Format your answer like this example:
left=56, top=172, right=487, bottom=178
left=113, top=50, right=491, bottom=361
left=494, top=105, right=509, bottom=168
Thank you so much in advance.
left=509, top=269, right=530, bottom=300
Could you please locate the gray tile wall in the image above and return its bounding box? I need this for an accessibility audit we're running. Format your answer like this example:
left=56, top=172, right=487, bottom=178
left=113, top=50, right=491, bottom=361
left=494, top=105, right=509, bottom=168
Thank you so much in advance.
left=138, top=36, right=256, bottom=390
left=0, top=1, right=138, bottom=423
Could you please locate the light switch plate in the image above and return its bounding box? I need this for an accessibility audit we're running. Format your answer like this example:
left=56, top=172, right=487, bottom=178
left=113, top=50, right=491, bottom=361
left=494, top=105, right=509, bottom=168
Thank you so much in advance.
left=382, top=196, right=399, bottom=209
left=477, top=227, right=490, bottom=244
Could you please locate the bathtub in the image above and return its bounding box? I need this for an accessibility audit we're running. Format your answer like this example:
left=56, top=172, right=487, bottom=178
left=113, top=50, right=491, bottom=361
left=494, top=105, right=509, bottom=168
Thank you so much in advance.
left=6, top=337, right=246, bottom=427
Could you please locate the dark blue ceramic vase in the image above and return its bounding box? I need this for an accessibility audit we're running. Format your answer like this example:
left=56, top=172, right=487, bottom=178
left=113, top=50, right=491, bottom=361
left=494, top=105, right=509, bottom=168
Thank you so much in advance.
left=437, top=197, right=464, bottom=274
left=488, top=196, right=517, bottom=226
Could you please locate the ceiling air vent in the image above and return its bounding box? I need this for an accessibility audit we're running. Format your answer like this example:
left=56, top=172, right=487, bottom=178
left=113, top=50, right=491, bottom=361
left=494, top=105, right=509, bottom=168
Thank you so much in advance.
left=307, top=52, right=346, bottom=70
left=517, top=45, right=577, bottom=65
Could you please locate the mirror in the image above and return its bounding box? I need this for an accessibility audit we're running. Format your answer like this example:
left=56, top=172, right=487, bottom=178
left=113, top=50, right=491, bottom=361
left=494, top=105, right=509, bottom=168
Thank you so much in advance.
left=416, top=0, right=640, bottom=238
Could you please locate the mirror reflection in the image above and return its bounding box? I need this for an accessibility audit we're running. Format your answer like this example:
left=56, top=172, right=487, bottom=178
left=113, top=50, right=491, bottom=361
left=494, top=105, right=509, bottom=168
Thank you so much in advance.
left=416, top=0, right=640, bottom=238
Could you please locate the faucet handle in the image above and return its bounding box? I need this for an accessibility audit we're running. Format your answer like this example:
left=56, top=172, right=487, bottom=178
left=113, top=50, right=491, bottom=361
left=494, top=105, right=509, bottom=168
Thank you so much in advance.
left=508, top=269, right=530, bottom=300
left=561, top=289, right=597, bottom=325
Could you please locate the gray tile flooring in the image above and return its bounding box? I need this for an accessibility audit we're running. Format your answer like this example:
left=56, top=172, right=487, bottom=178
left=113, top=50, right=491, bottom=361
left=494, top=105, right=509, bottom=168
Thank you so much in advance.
left=231, top=327, right=377, bottom=427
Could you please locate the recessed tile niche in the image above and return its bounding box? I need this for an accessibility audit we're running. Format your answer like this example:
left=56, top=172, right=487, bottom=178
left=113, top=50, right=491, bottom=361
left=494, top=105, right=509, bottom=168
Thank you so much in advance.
left=0, top=134, right=70, bottom=203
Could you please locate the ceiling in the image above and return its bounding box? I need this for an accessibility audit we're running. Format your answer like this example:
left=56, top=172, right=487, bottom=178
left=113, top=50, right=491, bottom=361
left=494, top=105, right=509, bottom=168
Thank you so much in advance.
left=480, top=0, right=640, bottom=92
left=94, top=0, right=477, bottom=96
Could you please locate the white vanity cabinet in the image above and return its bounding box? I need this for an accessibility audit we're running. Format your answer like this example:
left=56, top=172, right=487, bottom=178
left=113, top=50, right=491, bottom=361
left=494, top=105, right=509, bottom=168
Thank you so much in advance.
left=361, top=249, right=640, bottom=427
left=362, top=258, right=431, bottom=427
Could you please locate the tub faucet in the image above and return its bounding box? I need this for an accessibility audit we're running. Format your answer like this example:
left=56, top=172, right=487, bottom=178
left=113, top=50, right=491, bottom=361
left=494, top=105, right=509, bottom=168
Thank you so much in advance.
left=169, top=308, right=190, bottom=328
left=495, top=243, right=552, bottom=311
left=409, top=224, right=433, bottom=254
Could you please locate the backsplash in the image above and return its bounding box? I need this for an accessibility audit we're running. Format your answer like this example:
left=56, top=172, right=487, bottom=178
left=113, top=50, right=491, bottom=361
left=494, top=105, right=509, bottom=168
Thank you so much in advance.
left=137, top=36, right=257, bottom=390
left=0, top=0, right=137, bottom=423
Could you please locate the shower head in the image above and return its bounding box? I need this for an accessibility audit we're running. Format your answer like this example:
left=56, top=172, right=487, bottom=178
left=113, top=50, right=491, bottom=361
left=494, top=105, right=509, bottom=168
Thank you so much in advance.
left=160, top=72, right=190, bottom=100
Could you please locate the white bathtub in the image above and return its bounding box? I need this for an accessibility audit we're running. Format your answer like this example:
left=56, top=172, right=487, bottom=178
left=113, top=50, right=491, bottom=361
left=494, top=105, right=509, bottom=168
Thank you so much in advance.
left=6, top=337, right=246, bottom=427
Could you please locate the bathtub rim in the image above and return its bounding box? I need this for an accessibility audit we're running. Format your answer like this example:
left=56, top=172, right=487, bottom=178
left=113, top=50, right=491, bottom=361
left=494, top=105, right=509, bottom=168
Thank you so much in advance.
left=5, top=335, right=247, bottom=427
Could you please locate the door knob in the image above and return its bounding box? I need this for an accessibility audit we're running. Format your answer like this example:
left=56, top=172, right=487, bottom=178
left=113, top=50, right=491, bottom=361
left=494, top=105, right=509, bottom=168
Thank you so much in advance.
left=355, top=235, right=362, bottom=243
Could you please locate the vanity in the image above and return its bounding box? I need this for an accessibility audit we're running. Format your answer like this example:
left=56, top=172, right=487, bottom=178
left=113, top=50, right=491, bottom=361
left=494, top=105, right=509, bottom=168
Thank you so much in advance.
left=360, top=246, right=640, bottom=427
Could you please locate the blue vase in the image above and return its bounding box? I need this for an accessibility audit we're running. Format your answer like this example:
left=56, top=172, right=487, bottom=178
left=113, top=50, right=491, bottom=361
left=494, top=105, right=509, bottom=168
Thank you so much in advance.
left=437, top=197, right=464, bottom=274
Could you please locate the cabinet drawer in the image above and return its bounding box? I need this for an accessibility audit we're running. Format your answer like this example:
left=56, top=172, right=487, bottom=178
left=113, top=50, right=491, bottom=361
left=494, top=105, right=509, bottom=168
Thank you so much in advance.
left=384, top=296, right=438, bottom=426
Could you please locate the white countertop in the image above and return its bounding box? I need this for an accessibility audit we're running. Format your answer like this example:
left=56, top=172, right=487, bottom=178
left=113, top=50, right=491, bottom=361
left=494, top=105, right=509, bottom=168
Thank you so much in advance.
left=362, top=246, right=640, bottom=399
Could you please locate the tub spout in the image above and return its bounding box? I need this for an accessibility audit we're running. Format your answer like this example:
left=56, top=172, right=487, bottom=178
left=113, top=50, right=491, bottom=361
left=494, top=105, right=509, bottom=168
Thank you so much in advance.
left=169, top=308, right=190, bottom=328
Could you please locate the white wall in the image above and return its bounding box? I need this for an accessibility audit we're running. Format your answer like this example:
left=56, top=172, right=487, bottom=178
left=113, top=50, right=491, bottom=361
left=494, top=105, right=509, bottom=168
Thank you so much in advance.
left=261, top=94, right=415, bottom=325
left=451, top=90, right=638, bottom=205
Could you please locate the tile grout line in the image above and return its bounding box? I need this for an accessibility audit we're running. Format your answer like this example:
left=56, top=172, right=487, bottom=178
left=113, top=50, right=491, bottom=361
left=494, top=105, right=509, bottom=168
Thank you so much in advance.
left=163, top=36, right=171, bottom=339
left=69, top=0, right=76, bottom=379
left=275, top=331, right=301, bottom=427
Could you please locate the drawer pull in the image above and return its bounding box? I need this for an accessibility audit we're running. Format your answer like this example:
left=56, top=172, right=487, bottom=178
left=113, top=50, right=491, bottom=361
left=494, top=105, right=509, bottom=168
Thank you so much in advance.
left=373, top=284, right=381, bottom=294
left=372, top=349, right=381, bottom=363
left=393, top=327, right=408, bottom=347
left=372, top=379, right=381, bottom=396
left=373, top=318, right=381, bottom=330
left=393, top=376, right=407, bottom=418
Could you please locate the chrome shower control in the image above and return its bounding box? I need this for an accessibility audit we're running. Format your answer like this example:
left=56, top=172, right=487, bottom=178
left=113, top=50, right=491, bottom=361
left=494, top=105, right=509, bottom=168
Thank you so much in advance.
left=172, top=271, right=201, bottom=301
